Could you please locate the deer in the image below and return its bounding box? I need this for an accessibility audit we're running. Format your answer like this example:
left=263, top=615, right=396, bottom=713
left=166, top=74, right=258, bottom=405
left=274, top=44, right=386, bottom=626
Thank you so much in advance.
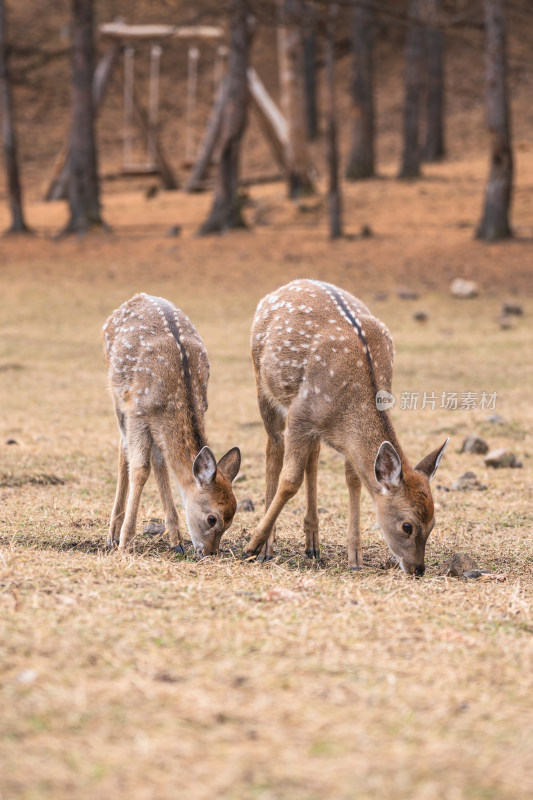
left=243, top=279, right=448, bottom=576
left=103, top=293, right=241, bottom=557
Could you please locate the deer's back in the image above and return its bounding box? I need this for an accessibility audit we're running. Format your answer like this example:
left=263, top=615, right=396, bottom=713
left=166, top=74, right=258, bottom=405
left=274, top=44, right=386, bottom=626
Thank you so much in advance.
left=104, top=293, right=209, bottom=417
left=251, top=279, right=394, bottom=418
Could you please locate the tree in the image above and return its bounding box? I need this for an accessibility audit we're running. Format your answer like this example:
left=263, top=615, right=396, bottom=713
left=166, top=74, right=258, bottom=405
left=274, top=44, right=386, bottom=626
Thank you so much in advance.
left=476, top=0, right=513, bottom=241
left=198, top=0, right=254, bottom=235
left=302, top=2, right=318, bottom=141
left=325, top=3, right=342, bottom=239
left=62, top=0, right=105, bottom=234
left=399, top=0, right=423, bottom=178
left=0, top=0, right=30, bottom=233
left=277, top=0, right=314, bottom=198
left=345, top=0, right=376, bottom=180
left=424, top=0, right=445, bottom=162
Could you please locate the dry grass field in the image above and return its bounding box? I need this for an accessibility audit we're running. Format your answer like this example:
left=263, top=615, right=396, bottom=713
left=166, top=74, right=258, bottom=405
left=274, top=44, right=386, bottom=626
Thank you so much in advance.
left=1, top=154, right=533, bottom=799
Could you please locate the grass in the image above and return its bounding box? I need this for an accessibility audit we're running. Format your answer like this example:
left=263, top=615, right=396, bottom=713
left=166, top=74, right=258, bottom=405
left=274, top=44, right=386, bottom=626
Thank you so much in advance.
left=1, top=164, right=533, bottom=799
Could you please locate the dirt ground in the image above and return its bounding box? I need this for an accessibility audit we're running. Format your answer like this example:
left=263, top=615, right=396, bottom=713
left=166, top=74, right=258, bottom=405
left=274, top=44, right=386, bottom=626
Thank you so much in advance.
left=1, top=149, right=532, bottom=800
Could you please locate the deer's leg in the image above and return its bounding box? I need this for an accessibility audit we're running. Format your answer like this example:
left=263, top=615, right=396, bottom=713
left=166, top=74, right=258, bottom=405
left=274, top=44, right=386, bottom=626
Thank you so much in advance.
left=108, top=437, right=129, bottom=546
left=345, top=460, right=363, bottom=570
left=118, top=420, right=152, bottom=550
left=244, top=415, right=311, bottom=560
left=257, top=391, right=285, bottom=561
left=304, top=440, right=321, bottom=560
left=151, top=444, right=184, bottom=554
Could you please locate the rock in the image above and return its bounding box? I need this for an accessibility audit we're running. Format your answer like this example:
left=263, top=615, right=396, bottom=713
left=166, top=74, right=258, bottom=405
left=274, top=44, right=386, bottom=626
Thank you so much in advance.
left=450, top=278, right=478, bottom=299
left=502, top=301, right=523, bottom=316
left=237, top=497, right=255, bottom=513
left=463, top=569, right=489, bottom=579
left=484, top=448, right=522, bottom=469
left=449, top=471, right=487, bottom=491
left=486, top=413, right=506, bottom=425
left=441, top=552, right=479, bottom=577
left=166, top=224, right=182, bottom=237
left=460, top=435, right=489, bottom=455
left=144, top=520, right=166, bottom=536
left=397, top=287, right=419, bottom=300
left=5, top=438, right=18, bottom=445
left=497, top=314, right=513, bottom=330
left=413, top=310, right=428, bottom=323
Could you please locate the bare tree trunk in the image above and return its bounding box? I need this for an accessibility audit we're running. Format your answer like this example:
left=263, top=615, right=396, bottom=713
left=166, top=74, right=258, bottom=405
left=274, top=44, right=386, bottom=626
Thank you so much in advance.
left=198, top=0, right=253, bottom=235
left=346, top=0, right=375, bottom=180
left=476, top=0, right=513, bottom=241
left=278, top=0, right=314, bottom=198
left=399, top=0, right=423, bottom=178
left=62, top=0, right=105, bottom=234
left=302, top=20, right=318, bottom=141
left=325, top=4, right=342, bottom=239
left=45, top=42, right=119, bottom=202
left=424, top=0, right=445, bottom=162
left=0, top=0, right=30, bottom=233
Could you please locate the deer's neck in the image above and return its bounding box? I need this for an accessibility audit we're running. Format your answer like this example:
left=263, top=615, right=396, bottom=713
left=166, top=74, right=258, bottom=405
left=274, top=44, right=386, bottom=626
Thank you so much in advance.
left=343, top=405, right=406, bottom=498
left=164, top=412, right=209, bottom=494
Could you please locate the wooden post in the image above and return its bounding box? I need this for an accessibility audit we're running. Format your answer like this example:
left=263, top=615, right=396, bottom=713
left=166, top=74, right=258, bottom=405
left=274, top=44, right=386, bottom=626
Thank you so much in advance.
left=123, top=45, right=134, bottom=168
left=213, top=44, right=228, bottom=97
left=325, top=3, right=342, bottom=239
left=248, top=66, right=288, bottom=173
left=148, top=44, right=161, bottom=167
left=184, top=46, right=200, bottom=166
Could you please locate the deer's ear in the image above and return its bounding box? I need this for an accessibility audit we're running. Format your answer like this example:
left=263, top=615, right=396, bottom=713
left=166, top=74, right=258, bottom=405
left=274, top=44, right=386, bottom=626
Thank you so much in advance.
left=415, top=438, right=449, bottom=482
left=193, top=446, right=217, bottom=487
left=374, top=441, right=403, bottom=493
left=217, top=447, right=241, bottom=483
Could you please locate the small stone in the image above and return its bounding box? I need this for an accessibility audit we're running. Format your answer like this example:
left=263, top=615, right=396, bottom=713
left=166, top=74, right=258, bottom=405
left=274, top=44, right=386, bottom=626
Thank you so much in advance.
left=166, top=224, right=182, bottom=237
left=413, top=311, right=428, bottom=323
left=17, top=669, right=38, bottom=684
left=502, top=302, right=523, bottom=316
left=397, top=287, right=419, bottom=300
left=460, top=435, right=489, bottom=455
left=486, top=413, right=506, bottom=425
left=449, top=471, right=487, bottom=491
left=463, top=569, right=489, bottom=580
left=441, top=552, right=479, bottom=577
left=5, top=438, right=18, bottom=445
left=381, top=555, right=401, bottom=570
left=237, top=497, right=255, bottom=513
left=497, top=314, right=513, bottom=330
left=450, top=278, right=478, bottom=299
left=484, top=448, right=522, bottom=469
left=143, top=521, right=166, bottom=536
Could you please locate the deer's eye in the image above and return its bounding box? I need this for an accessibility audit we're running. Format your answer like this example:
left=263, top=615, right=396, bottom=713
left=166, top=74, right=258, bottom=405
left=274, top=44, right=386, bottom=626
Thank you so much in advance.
left=207, top=514, right=217, bottom=527
left=402, top=522, right=413, bottom=535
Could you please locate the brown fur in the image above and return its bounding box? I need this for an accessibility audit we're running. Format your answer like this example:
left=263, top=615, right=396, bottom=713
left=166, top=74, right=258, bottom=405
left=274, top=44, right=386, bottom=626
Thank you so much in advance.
left=243, top=280, right=447, bottom=574
left=103, top=293, right=240, bottom=556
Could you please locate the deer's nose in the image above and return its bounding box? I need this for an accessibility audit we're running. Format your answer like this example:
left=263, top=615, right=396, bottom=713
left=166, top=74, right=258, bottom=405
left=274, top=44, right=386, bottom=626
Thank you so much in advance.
left=414, top=565, right=425, bottom=578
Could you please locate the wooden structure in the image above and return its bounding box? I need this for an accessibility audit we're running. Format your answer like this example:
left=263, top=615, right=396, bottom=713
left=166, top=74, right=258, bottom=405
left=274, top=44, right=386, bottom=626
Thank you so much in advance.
left=45, top=20, right=299, bottom=199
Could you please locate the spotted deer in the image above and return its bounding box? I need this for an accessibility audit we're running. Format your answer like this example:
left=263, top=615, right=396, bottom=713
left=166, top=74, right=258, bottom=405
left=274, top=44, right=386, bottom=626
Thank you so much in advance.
left=103, top=293, right=241, bottom=556
left=243, top=279, right=448, bottom=575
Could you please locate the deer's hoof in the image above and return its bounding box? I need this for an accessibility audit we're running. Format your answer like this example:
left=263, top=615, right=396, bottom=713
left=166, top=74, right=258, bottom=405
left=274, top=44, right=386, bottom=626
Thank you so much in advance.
left=258, top=553, right=273, bottom=563
left=106, top=538, right=118, bottom=550
left=241, top=550, right=257, bottom=562
left=171, top=543, right=185, bottom=555
left=305, top=548, right=321, bottom=561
